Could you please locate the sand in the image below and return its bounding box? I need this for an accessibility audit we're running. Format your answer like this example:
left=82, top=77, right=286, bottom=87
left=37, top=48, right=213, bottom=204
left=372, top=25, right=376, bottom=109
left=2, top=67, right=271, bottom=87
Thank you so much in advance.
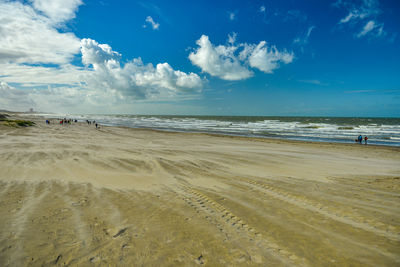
left=0, top=115, right=399, bottom=266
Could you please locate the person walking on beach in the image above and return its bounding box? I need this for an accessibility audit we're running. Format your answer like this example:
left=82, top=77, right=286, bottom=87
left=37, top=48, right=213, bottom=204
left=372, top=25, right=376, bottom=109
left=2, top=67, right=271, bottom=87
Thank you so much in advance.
left=364, top=136, right=368, bottom=145
left=358, top=135, right=362, bottom=144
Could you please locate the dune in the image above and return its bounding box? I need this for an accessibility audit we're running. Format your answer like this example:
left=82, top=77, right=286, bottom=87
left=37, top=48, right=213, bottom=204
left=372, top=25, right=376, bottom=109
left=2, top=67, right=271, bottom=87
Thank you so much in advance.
left=0, top=115, right=399, bottom=266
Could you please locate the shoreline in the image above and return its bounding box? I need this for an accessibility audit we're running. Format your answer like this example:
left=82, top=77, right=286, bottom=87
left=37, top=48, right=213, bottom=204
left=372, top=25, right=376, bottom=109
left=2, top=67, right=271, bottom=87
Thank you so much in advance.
left=11, top=112, right=400, bottom=148
left=6, top=112, right=400, bottom=150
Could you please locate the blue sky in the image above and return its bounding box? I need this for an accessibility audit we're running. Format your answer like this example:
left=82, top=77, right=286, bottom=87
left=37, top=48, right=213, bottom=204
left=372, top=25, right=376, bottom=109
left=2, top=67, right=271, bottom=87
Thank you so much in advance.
left=0, top=0, right=399, bottom=116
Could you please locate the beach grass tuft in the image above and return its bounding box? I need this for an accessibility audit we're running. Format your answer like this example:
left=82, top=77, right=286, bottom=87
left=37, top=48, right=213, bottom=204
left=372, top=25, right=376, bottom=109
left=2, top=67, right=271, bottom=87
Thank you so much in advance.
left=0, top=116, right=36, bottom=127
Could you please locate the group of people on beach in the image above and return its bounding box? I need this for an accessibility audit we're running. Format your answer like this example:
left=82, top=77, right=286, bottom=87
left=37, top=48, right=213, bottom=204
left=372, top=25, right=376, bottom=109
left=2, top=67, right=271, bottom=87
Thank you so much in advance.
left=356, top=135, right=368, bottom=145
left=45, top=118, right=100, bottom=129
left=58, top=118, right=77, bottom=125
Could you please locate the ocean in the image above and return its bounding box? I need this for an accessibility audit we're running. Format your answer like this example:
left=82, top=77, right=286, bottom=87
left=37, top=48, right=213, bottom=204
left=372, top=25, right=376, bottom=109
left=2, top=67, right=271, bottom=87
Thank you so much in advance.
left=36, top=114, right=400, bottom=147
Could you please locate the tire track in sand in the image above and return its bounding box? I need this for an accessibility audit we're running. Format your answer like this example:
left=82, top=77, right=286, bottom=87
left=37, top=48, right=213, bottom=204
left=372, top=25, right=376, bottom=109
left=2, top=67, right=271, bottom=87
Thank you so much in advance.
left=242, top=179, right=400, bottom=242
left=176, top=184, right=308, bottom=266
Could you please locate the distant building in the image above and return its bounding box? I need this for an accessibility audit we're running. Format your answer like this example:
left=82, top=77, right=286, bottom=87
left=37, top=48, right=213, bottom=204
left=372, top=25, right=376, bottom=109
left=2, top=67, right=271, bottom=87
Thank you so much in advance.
left=29, top=108, right=34, bottom=113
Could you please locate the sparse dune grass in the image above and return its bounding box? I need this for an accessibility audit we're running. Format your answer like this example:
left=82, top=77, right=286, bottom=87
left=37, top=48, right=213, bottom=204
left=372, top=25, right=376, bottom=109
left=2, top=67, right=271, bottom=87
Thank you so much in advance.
left=0, top=115, right=36, bottom=127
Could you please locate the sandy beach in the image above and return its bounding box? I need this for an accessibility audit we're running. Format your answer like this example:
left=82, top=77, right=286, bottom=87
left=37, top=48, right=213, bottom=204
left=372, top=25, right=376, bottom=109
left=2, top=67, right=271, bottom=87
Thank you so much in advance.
left=0, top=115, right=399, bottom=266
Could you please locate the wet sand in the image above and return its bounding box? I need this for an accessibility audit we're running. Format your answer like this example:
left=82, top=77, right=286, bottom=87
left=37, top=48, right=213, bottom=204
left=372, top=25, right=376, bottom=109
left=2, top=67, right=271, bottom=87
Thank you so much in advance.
left=0, top=115, right=399, bottom=266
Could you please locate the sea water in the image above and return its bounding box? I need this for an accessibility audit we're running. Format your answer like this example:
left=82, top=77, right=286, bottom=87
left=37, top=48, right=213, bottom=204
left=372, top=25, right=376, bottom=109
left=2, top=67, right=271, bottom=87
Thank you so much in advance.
left=36, top=114, right=400, bottom=147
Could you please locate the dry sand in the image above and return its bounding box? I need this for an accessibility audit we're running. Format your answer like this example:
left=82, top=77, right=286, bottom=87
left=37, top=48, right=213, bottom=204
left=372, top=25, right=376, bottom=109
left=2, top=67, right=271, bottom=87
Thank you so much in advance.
left=0, top=115, right=399, bottom=266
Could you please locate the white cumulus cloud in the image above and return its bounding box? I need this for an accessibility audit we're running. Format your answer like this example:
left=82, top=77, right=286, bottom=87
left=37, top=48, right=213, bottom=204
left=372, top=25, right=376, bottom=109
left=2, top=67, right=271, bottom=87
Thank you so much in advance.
left=189, top=35, right=293, bottom=81
left=30, top=0, right=83, bottom=25
left=245, top=41, right=294, bottom=73
left=188, top=35, right=253, bottom=81
left=0, top=1, right=81, bottom=65
left=81, top=38, right=203, bottom=100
